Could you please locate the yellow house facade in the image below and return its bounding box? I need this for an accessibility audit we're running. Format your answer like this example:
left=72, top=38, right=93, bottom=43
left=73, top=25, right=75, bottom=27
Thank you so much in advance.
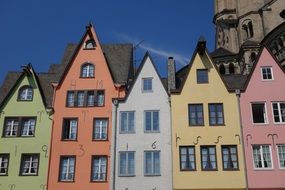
left=171, top=39, right=246, bottom=190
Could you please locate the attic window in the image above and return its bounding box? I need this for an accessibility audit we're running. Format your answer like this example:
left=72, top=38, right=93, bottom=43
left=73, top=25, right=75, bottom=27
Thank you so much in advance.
left=197, top=69, right=208, bottom=84
left=18, top=86, right=33, bottom=101
left=261, top=67, right=273, bottom=81
left=85, top=39, right=96, bottom=49
left=81, top=63, right=95, bottom=78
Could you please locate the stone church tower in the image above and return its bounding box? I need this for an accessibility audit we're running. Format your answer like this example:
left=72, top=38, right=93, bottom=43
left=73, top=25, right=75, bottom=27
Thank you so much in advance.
left=212, top=0, right=285, bottom=75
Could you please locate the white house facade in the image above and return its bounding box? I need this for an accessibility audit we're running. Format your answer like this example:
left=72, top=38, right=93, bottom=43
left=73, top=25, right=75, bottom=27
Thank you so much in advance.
left=111, top=53, right=172, bottom=190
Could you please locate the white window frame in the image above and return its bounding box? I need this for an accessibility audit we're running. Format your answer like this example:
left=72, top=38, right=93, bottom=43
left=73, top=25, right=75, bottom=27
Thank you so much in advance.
left=144, top=110, right=160, bottom=133
left=0, top=154, right=9, bottom=175
left=92, top=156, right=107, bottom=181
left=20, top=154, right=39, bottom=175
left=4, top=119, right=19, bottom=137
left=59, top=156, right=75, bottom=181
left=142, top=78, right=153, bottom=92
left=81, top=63, right=94, bottom=78
left=93, top=119, right=108, bottom=140
left=261, top=67, right=274, bottom=81
left=277, top=144, right=285, bottom=169
left=119, top=111, right=135, bottom=133
left=252, top=145, right=273, bottom=169
left=251, top=102, right=268, bottom=125
left=271, top=102, right=285, bottom=124
left=62, top=119, right=77, bottom=140
left=144, top=151, right=160, bottom=176
left=119, top=151, right=135, bottom=176
left=21, top=118, right=36, bottom=136
left=19, top=86, right=33, bottom=101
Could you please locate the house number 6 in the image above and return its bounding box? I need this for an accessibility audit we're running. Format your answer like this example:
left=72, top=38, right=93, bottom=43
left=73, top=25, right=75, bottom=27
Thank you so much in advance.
left=151, top=141, right=157, bottom=149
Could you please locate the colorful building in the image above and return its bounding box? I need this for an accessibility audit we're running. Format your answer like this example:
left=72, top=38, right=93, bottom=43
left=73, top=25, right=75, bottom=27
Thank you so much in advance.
left=240, top=47, right=285, bottom=189
left=112, top=53, right=172, bottom=190
left=171, top=38, right=246, bottom=190
left=0, top=64, right=55, bottom=190
left=47, top=24, right=133, bottom=190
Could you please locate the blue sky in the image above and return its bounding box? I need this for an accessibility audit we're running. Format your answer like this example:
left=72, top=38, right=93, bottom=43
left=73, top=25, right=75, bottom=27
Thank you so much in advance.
left=0, top=0, right=215, bottom=84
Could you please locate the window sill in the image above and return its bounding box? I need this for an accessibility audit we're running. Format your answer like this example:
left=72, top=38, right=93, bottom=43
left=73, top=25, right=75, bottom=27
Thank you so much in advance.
left=59, top=180, right=75, bottom=183
left=144, top=174, right=161, bottom=177
left=180, top=169, right=196, bottom=172
left=0, top=174, right=8, bottom=176
left=90, top=180, right=107, bottom=183
left=118, top=174, right=136, bottom=177
left=142, top=90, right=153, bottom=93
left=189, top=125, right=204, bottom=127
left=20, top=173, right=38, bottom=176
left=253, top=168, right=274, bottom=171
left=79, top=76, right=95, bottom=79
left=83, top=48, right=96, bottom=50
left=92, top=139, right=108, bottom=141
left=119, top=131, right=136, bottom=134
left=144, top=131, right=160, bottom=133
left=61, top=139, right=78, bottom=142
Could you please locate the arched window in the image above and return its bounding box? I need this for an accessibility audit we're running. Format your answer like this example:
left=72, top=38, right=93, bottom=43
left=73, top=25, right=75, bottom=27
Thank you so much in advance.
left=241, top=19, right=254, bottom=40
left=85, top=39, right=96, bottom=49
left=81, top=63, right=95, bottom=78
left=229, top=63, right=235, bottom=74
left=18, top=85, right=33, bottom=101
left=248, top=22, right=254, bottom=38
left=219, top=64, right=225, bottom=74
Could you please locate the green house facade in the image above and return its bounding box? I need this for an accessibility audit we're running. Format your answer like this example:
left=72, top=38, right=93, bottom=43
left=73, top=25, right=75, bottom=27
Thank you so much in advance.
left=0, top=65, right=55, bottom=190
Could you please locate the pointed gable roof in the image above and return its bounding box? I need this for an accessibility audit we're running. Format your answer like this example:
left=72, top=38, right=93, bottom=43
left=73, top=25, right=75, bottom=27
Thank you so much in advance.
left=120, top=52, right=168, bottom=102
left=171, top=37, right=235, bottom=94
left=242, top=46, right=285, bottom=91
left=0, top=64, right=56, bottom=109
left=56, top=24, right=134, bottom=88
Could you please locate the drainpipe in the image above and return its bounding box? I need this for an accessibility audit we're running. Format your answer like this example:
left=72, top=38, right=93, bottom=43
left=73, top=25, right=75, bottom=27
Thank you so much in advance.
left=235, top=89, right=249, bottom=190
left=112, top=99, right=119, bottom=190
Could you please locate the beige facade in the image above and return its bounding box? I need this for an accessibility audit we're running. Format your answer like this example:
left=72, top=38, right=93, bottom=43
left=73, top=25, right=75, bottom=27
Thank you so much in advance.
left=171, top=41, right=246, bottom=189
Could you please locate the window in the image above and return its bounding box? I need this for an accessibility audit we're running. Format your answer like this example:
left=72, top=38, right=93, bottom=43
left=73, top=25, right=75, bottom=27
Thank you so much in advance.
left=144, top=111, right=159, bottom=132
left=66, top=90, right=105, bottom=107
left=197, top=69, right=208, bottom=84
left=91, top=156, right=107, bottom=182
left=81, top=63, right=94, bottom=78
left=201, top=146, right=217, bottom=171
left=188, top=104, right=204, bottom=126
left=59, top=156, right=75, bottom=181
left=208, top=104, right=224, bottom=125
left=179, top=146, right=196, bottom=171
left=62, top=119, right=77, bottom=140
left=20, top=154, right=39, bottom=175
left=272, top=102, right=285, bottom=123
left=93, top=119, right=108, bottom=140
left=77, top=91, right=85, bottom=107
left=85, top=39, right=96, bottom=49
left=119, top=151, right=135, bottom=176
left=252, top=145, right=272, bottom=169
left=3, top=117, right=36, bottom=137
left=21, top=118, right=36, bottom=136
left=97, top=90, right=105, bottom=106
left=0, top=154, right=9, bottom=175
left=18, top=86, right=33, bottom=101
left=222, top=145, right=238, bottom=170
left=251, top=103, right=268, bottom=124
left=277, top=144, right=285, bottom=168
left=67, top=91, right=75, bottom=107
left=3, top=118, right=19, bottom=137
left=144, top=151, right=160, bottom=176
left=261, top=67, right=273, bottom=80
left=120, top=111, right=135, bottom=133
left=142, top=78, right=152, bottom=92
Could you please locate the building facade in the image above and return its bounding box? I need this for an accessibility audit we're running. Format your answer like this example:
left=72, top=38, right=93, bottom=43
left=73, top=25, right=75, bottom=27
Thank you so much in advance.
left=212, top=0, right=285, bottom=74
left=47, top=24, right=133, bottom=190
left=240, top=47, right=285, bottom=189
left=171, top=39, right=246, bottom=190
left=0, top=65, right=54, bottom=190
left=112, top=53, right=172, bottom=190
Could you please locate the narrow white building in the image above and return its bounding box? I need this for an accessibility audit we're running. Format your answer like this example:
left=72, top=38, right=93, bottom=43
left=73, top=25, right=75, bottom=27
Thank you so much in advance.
left=111, top=52, right=172, bottom=190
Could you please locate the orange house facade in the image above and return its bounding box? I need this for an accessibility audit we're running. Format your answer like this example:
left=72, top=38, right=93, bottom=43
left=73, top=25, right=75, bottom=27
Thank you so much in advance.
left=47, top=25, right=133, bottom=190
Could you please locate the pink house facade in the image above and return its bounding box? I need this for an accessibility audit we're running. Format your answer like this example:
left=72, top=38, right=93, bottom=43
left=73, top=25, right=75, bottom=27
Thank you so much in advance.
left=240, top=47, right=285, bottom=189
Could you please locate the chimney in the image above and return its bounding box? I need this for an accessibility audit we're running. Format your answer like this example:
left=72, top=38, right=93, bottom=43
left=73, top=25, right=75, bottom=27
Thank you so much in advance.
left=167, top=57, right=176, bottom=93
